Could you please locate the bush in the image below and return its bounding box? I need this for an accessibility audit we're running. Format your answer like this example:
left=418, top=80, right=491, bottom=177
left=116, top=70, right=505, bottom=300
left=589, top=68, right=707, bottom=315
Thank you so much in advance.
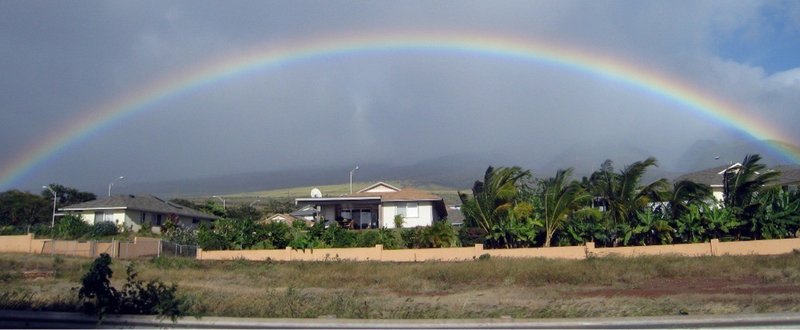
left=54, top=214, right=90, bottom=240
left=196, top=223, right=227, bottom=250
left=90, top=222, right=118, bottom=238
left=78, top=254, right=190, bottom=321
left=400, top=227, right=426, bottom=248
left=459, top=226, right=487, bottom=246
left=32, top=224, right=53, bottom=237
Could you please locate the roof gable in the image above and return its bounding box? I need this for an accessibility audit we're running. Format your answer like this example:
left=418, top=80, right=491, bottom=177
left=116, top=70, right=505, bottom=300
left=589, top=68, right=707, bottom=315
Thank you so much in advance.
left=357, top=182, right=401, bottom=193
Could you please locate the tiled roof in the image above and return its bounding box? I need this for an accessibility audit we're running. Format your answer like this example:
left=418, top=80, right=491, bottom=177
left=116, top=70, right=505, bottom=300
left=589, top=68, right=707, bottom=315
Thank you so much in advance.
left=60, top=195, right=216, bottom=219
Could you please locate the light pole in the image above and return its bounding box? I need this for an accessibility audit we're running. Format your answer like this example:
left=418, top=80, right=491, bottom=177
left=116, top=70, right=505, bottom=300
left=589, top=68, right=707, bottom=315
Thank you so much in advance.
left=349, top=165, right=359, bottom=194
left=42, top=185, right=57, bottom=228
left=108, top=176, right=124, bottom=197
left=212, top=195, right=226, bottom=210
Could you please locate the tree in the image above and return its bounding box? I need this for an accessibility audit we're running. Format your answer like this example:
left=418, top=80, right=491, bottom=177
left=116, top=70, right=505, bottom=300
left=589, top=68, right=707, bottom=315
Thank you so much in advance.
left=589, top=158, right=668, bottom=245
left=41, top=184, right=96, bottom=206
left=661, top=179, right=712, bottom=221
left=722, top=154, right=780, bottom=223
left=0, top=190, right=50, bottom=229
left=536, top=168, right=590, bottom=247
left=459, top=166, right=531, bottom=248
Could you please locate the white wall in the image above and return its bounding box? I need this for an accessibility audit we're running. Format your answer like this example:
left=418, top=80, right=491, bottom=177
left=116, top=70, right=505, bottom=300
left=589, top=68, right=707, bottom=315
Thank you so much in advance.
left=381, top=201, right=434, bottom=228
left=77, top=210, right=125, bottom=226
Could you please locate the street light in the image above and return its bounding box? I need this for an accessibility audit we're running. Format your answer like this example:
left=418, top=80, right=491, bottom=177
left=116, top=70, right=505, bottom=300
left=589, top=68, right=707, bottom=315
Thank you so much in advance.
left=249, top=199, right=261, bottom=207
left=349, top=165, right=359, bottom=194
left=108, top=176, right=124, bottom=197
left=212, top=195, right=226, bottom=210
left=42, top=185, right=57, bottom=228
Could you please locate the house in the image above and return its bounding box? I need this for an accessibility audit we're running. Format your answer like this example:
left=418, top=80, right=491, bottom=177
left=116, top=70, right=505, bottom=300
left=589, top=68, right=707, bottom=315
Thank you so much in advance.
left=260, top=213, right=308, bottom=226
left=676, top=163, right=800, bottom=203
left=290, top=205, right=318, bottom=222
left=60, top=194, right=217, bottom=233
left=294, top=182, right=448, bottom=229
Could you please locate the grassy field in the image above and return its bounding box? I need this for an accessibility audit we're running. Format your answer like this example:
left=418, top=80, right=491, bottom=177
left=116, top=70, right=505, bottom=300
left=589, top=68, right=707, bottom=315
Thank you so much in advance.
left=2, top=252, right=800, bottom=319
left=203, top=181, right=465, bottom=206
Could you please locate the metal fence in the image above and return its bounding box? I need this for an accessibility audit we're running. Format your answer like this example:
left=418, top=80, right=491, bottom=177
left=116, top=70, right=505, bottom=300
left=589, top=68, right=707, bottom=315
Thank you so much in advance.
left=158, top=240, right=198, bottom=258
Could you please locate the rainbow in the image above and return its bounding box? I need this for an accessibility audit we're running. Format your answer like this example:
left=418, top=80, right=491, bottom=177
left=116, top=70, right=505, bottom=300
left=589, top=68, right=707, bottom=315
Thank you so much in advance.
left=1, top=31, right=798, bottom=190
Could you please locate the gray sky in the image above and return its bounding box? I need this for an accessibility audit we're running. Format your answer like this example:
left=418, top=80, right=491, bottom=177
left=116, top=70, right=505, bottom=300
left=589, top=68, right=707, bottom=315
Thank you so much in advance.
left=1, top=0, right=799, bottom=194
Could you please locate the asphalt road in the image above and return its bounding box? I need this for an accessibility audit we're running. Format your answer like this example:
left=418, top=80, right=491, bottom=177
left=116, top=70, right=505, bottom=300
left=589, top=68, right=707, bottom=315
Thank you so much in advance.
left=2, top=310, right=800, bottom=329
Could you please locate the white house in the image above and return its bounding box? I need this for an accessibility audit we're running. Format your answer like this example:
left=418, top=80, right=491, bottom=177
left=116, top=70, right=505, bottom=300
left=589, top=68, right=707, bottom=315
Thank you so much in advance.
left=294, top=182, right=448, bottom=229
left=60, top=194, right=217, bottom=233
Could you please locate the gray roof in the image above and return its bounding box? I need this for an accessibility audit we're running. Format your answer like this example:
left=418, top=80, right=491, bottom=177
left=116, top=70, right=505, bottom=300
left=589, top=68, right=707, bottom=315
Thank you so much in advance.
left=60, top=194, right=217, bottom=220
left=676, top=164, right=800, bottom=187
left=674, top=165, right=730, bottom=186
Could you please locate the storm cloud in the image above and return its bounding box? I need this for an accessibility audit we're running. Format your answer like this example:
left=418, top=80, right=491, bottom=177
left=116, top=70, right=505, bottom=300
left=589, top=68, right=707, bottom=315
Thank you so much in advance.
left=1, top=0, right=798, bottom=194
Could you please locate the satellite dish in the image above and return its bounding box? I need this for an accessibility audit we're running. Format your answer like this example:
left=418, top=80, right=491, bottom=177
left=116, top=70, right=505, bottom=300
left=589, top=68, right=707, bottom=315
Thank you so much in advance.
left=310, top=188, right=322, bottom=198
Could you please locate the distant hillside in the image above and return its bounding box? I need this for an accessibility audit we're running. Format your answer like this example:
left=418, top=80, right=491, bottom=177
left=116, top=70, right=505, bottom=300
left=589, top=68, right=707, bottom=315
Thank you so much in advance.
left=673, top=139, right=799, bottom=172
left=122, top=139, right=799, bottom=198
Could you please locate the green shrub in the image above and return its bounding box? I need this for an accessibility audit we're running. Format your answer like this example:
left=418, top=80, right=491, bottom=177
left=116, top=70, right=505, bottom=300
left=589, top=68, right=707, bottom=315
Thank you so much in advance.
left=54, top=214, right=90, bottom=240
left=196, top=223, right=227, bottom=250
left=459, top=226, right=487, bottom=246
left=90, top=222, right=118, bottom=238
left=259, top=221, right=292, bottom=249
left=0, top=225, right=23, bottom=235
left=78, top=254, right=190, bottom=321
left=356, top=230, right=381, bottom=247
left=421, top=221, right=460, bottom=248
left=400, top=227, right=425, bottom=248
left=32, top=224, right=53, bottom=237
left=393, top=215, right=405, bottom=229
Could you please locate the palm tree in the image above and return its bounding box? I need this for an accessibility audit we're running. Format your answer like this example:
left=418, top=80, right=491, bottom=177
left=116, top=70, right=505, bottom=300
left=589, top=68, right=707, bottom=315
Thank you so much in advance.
left=590, top=157, right=668, bottom=245
left=459, top=166, right=531, bottom=248
left=723, top=154, right=780, bottom=213
left=537, top=168, right=590, bottom=247
left=662, top=179, right=712, bottom=221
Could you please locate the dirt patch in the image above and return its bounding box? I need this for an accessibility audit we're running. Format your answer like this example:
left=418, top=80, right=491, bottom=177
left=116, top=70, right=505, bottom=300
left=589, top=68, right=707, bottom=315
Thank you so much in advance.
left=22, top=270, right=54, bottom=279
left=578, top=276, right=800, bottom=298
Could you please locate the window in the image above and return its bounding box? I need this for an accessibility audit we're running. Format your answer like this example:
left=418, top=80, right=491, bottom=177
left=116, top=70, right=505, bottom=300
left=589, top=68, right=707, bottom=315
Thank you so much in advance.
left=396, top=202, right=418, bottom=218
left=96, top=212, right=113, bottom=223
left=152, top=214, right=163, bottom=226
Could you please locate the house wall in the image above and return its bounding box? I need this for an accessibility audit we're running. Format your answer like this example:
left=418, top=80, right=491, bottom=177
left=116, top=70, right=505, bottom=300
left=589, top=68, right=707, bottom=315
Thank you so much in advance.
left=381, top=201, right=434, bottom=228
left=76, top=210, right=126, bottom=226
left=712, top=187, right=724, bottom=203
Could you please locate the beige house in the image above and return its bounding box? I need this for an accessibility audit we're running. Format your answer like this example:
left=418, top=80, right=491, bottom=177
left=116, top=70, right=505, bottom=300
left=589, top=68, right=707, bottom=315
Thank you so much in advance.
left=295, top=182, right=447, bottom=229
left=60, top=194, right=217, bottom=233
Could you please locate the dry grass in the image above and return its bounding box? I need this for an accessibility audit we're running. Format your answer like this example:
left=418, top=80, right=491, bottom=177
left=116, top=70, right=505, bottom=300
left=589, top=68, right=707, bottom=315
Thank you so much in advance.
left=2, top=252, right=800, bottom=318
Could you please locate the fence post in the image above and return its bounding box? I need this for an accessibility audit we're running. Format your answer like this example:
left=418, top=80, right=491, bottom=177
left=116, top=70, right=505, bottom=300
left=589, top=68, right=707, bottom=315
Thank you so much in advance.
left=585, top=242, right=596, bottom=259
left=474, top=244, right=484, bottom=259
left=710, top=239, right=720, bottom=256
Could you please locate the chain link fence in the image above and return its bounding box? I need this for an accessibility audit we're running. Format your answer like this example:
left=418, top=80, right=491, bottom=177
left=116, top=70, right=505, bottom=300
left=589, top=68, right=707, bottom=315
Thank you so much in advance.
left=158, top=240, right=198, bottom=258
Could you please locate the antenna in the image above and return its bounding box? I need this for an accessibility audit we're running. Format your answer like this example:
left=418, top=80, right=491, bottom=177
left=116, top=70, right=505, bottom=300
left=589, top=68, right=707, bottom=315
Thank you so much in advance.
left=310, top=188, right=322, bottom=198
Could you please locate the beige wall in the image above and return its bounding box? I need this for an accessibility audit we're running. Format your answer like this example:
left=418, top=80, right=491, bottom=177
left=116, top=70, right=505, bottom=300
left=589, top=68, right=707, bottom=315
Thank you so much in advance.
left=197, top=238, right=800, bottom=262
left=0, top=234, right=160, bottom=259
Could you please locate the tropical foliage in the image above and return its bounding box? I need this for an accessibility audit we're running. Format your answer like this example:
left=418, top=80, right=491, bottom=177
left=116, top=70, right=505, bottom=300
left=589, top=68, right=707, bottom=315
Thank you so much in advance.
left=456, top=154, right=800, bottom=249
